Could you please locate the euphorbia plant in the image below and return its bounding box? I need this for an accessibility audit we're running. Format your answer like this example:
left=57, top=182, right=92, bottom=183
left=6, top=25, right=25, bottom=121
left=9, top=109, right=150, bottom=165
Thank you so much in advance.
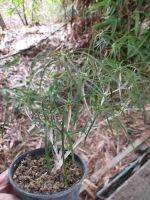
left=12, top=52, right=95, bottom=187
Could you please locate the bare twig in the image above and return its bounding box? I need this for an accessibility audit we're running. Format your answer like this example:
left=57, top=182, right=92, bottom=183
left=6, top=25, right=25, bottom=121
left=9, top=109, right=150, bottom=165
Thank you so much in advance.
left=14, top=5, right=26, bottom=26
left=66, top=105, right=72, bottom=131
left=22, top=0, right=28, bottom=25
left=82, top=84, right=92, bottom=117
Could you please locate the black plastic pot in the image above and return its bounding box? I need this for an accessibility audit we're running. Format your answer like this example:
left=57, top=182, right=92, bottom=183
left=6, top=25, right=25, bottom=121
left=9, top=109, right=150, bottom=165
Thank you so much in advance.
left=9, top=148, right=86, bottom=200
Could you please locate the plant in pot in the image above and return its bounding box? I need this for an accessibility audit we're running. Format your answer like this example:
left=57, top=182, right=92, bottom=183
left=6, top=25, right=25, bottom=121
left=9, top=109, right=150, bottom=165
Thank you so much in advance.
left=8, top=53, right=96, bottom=200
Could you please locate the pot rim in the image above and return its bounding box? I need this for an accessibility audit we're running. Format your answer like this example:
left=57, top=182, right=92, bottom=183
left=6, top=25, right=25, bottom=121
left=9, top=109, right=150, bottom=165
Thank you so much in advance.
left=8, top=148, right=86, bottom=198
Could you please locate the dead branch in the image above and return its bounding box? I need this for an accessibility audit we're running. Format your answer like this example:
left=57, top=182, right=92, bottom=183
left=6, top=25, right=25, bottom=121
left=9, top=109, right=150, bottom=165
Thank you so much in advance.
left=0, top=23, right=68, bottom=60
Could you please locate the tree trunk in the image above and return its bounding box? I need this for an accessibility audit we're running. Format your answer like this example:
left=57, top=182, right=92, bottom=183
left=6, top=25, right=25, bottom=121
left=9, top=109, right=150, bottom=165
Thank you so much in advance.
left=0, top=13, right=6, bottom=30
left=22, top=0, right=28, bottom=25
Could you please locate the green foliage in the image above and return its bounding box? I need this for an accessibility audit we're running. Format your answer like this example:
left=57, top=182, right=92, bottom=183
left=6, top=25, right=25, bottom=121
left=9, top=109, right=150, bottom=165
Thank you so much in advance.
left=12, top=0, right=23, bottom=7
left=86, top=0, right=150, bottom=134
left=91, top=0, right=150, bottom=67
left=7, top=52, right=96, bottom=184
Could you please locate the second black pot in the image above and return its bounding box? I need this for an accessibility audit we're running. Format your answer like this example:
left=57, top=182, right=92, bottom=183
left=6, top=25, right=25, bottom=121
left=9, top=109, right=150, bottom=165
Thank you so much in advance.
left=8, top=148, right=86, bottom=200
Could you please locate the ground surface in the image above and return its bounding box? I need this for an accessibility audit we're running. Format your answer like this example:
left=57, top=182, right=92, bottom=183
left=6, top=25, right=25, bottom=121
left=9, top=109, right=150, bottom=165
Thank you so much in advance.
left=13, top=155, right=81, bottom=194
left=107, top=159, right=150, bottom=200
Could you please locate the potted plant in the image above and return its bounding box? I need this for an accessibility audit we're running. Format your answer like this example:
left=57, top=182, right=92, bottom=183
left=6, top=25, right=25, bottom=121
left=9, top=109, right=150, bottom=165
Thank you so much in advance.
left=8, top=53, right=95, bottom=200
